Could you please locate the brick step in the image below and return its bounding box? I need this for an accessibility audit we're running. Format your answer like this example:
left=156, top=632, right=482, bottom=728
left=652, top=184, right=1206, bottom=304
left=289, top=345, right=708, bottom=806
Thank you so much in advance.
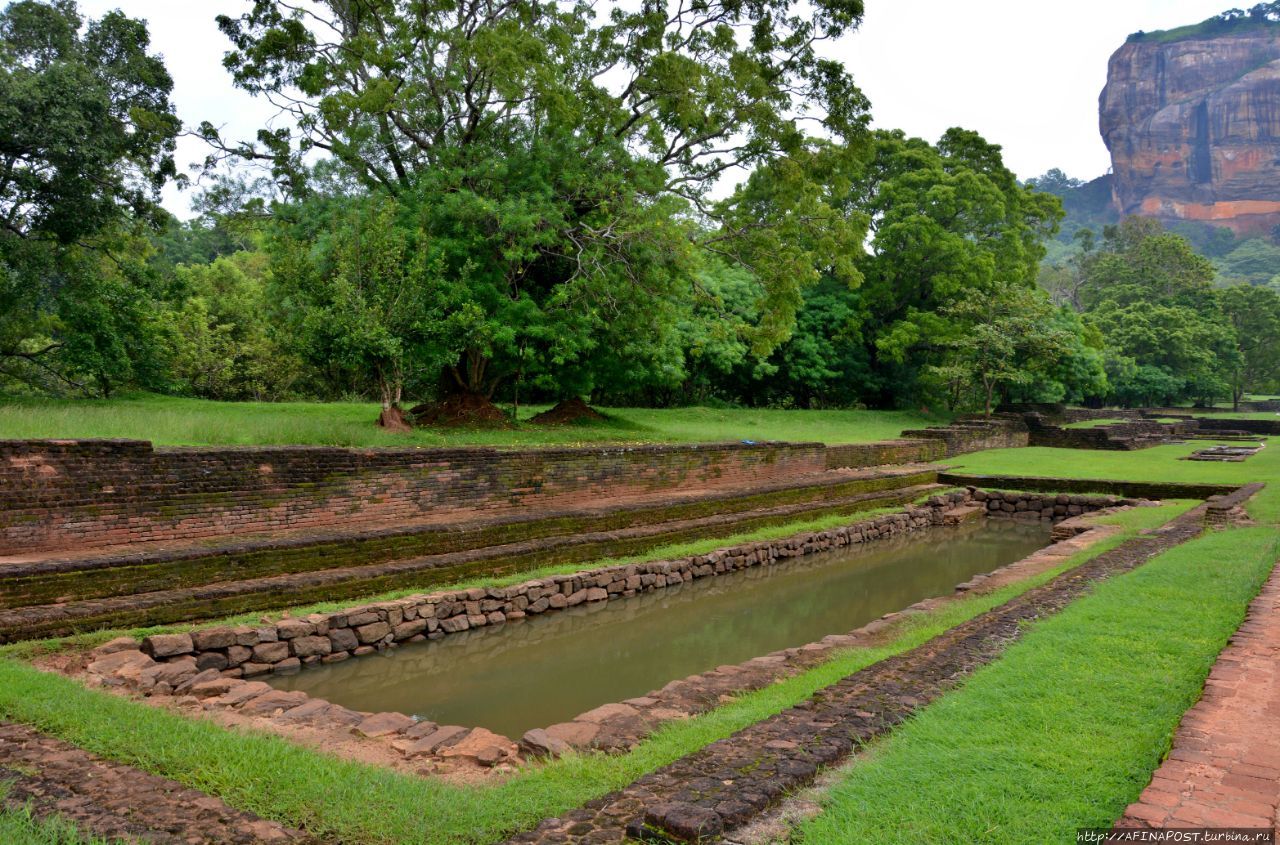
left=0, top=467, right=937, bottom=610
left=0, top=483, right=946, bottom=641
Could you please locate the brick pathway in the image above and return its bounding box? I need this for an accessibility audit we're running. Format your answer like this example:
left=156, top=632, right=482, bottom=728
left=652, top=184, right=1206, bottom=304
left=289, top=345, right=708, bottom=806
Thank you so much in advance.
left=1119, top=564, right=1280, bottom=831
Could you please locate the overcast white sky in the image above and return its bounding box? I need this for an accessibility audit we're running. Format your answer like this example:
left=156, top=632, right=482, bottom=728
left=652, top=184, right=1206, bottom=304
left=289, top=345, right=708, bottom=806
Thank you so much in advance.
left=78, top=0, right=1233, bottom=217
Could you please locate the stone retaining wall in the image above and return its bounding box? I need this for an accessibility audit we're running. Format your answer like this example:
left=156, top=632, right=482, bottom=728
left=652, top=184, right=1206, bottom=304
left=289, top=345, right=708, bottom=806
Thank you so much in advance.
left=939, top=472, right=1242, bottom=501
left=901, top=415, right=1030, bottom=457
left=0, top=439, right=837, bottom=555
left=0, top=438, right=956, bottom=557
left=1025, top=417, right=1196, bottom=450
left=972, top=488, right=1140, bottom=520
left=1195, top=417, right=1280, bottom=436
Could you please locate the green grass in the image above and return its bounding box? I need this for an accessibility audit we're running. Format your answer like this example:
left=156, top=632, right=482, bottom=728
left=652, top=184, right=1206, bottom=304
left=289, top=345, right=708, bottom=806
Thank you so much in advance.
left=791, top=526, right=1279, bottom=845
left=0, top=788, right=110, bottom=845
left=1171, top=408, right=1280, bottom=420
left=0, top=503, right=1187, bottom=845
left=0, top=395, right=946, bottom=448
left=1062, top=418, right=1128, bottom=429
left=945, top=440, right=1280, bottom=524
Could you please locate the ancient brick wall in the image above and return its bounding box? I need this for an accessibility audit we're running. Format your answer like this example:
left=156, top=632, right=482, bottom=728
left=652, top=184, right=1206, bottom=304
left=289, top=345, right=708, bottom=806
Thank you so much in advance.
left=823, top=439, right=944, bottom=469
left=0, top=439, right=834, bottom=555
left=1060, top=408, right=1145, bottom=424
left=1196, top=418, right=1280, bottom=435
left=900, top=416, right=1029, bottom=457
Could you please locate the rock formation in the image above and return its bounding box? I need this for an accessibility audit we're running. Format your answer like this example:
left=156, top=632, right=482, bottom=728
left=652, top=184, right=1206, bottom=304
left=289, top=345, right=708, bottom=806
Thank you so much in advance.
left=1100, top=26, right=1280, bottom=234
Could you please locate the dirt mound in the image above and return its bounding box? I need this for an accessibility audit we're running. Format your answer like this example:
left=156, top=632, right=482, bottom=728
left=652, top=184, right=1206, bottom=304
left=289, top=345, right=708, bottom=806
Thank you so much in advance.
left=411, top=393, right=509, bottom=427
left=376, top=405, right=413, bottom=432
left=529, top=397, right=606, bottom=425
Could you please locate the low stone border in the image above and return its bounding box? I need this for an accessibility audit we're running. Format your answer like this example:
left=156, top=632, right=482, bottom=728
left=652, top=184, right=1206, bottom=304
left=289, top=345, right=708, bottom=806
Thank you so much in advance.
left=70, top=490, right=1134, bottom=777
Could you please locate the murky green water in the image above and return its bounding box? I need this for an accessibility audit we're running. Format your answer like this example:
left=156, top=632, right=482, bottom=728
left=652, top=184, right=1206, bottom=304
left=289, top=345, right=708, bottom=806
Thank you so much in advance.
left=269, top=520, right=1049, bottom=738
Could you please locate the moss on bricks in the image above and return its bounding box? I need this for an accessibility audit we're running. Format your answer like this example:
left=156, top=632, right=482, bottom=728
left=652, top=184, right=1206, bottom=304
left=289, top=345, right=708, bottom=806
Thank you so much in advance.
left=3, top=471, right=936, bottom=610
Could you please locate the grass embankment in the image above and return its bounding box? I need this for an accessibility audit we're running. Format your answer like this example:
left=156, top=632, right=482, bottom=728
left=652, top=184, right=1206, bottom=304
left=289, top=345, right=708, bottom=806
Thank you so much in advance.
left=0, top=395, right=945, bottom=448
left=0, top=504, right=1189, bottom=845
left=947, top=439, right=1280, bottom=523
left=792, top=526, right=1280, bottom=845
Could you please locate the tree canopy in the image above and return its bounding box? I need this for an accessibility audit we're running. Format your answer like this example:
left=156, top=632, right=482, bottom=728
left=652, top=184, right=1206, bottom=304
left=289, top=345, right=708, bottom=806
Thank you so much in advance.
left=0, top=0, right=179, bottom=394
left=202, top=0, right=872, bottom=412
left=19, top=1, right=1267, bottom=419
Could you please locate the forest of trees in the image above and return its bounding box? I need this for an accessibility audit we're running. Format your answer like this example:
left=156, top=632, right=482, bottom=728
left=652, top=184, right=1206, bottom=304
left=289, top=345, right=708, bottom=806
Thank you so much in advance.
left=3, top=0, right=1278, bottom=423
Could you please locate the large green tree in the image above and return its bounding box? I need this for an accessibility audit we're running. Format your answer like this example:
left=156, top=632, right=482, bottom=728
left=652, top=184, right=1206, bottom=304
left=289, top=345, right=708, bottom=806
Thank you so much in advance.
left=842, top=129, right=1063, bottom=407
left=1219, top=283, right=1280, bottom=409
left=1077, top=218, right=1240, bottom=406
left=208, top=0, right=870, bottom=412
left=927, top=279, right=1074, bottom=416
left=0, top=0, right=179, bottom=393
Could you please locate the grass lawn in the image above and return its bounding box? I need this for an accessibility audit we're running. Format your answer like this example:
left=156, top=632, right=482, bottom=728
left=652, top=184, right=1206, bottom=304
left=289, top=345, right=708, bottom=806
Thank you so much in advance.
left=0, top=504, right=1189, bottom=845
left=945, top=440, right=1280, bottom=523
left=1062, top=418, right=1128, bottom=429
left=1185, top=410, right=1280, bottom=420
left=0, top=395, right=946, bottom=448
left=791, top=526, right=1280, bottom=845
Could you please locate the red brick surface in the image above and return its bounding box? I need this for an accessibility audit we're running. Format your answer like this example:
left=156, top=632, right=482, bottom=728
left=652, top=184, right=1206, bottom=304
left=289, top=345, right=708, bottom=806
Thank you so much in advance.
left=1118, top=569, right=1280, bottom=832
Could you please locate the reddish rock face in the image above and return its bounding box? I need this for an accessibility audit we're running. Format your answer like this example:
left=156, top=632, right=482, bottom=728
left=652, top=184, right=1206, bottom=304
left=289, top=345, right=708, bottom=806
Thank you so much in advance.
left=1100, top=29, right=1280, bottom=234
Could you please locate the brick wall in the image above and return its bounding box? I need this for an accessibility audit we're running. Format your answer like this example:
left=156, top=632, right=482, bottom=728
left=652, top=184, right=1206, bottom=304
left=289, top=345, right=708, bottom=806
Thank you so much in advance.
left=900, top=416, right=1030, bottom=457
left=1060, top=408, right=1146, bottom=423
left=1195, top=417, right=1280, bottom=435
left=824, top=439, right=944, bottom=469
left=938, top=472, right=1241, bottom=500
left=0, top=439, right=842, bottom=555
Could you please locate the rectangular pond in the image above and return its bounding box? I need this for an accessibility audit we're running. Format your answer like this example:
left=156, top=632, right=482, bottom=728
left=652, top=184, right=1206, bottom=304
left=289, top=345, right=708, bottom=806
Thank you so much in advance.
left=269, top=519, right=1050, bottom=738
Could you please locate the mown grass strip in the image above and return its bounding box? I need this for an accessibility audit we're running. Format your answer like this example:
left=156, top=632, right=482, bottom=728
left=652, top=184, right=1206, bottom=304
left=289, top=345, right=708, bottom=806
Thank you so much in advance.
left=0, top=394, right=947, bottom=449
left=791, top=526, right=1279, bottom=845
left=0, top=503, right=1191, bottom=845
left=945, top=441, right=1280, bottom=524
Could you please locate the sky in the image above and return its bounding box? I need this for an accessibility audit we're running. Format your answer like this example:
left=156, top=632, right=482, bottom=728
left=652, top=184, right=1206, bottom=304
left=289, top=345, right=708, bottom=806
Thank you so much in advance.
left=76, top=0, right=1235, bottom=217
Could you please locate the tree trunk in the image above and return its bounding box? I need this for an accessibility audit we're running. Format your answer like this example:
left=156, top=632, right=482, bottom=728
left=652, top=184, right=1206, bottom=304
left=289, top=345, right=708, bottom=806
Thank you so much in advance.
left=450, top=348, right=501, bottom=397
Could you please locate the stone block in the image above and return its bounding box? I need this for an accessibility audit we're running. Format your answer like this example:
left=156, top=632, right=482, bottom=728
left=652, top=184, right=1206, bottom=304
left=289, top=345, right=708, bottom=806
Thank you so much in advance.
left=141, top=634, right=193, bottom=658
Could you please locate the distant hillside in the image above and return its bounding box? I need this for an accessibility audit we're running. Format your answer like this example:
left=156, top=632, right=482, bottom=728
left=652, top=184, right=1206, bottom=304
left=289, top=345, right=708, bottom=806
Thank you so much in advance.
left=1029, top=170, right=1280, bottom=290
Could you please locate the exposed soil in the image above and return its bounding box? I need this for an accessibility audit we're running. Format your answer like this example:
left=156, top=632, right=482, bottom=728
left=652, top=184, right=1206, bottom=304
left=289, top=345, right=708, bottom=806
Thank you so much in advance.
left=0, top=721, right=315, bottom=844
left=376, top=405, right=414, bottom=433
left=529, top=397, right=607, bottom=425
left=410, top=393, right=509, bottom=427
